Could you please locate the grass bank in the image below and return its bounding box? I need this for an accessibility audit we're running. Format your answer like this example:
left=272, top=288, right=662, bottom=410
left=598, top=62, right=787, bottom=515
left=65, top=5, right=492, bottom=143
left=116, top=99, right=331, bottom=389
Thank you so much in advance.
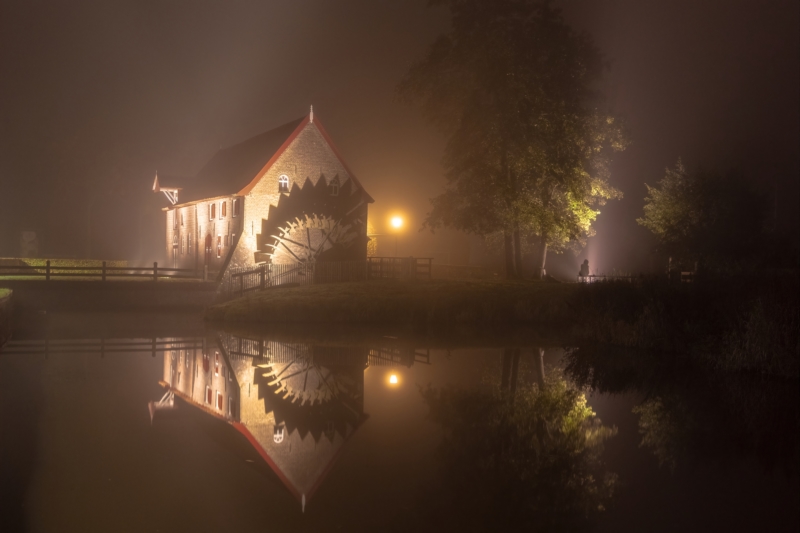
left=207, top=279, right=579, bottom=329
left=569, top=274, right=799, bottom=378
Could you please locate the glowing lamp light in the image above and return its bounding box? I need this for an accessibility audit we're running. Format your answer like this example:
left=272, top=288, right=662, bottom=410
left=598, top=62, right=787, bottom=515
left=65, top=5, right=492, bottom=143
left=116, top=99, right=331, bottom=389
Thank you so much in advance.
left=390, top=216, right=403, bottom=229
left=389, top=374, right=399, bottom=384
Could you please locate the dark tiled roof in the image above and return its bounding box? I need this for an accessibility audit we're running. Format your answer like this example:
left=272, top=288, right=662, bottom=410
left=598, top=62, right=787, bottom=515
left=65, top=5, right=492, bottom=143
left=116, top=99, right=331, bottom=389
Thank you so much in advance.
left=180, top=117, right=304, bottom=203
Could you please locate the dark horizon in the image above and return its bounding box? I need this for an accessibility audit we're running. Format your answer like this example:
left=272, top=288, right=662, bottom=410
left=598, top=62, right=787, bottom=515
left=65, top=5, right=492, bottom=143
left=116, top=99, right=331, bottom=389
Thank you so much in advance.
left=1, top=0, right=798, bottom=277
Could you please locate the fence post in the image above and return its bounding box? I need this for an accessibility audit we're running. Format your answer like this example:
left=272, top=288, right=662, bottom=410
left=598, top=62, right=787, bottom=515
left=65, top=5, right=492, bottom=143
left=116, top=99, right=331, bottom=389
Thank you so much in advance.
left=46, top=260, right=50, bottom=281
left=260, top=265, right=265, bottom=290
left=102, top=261, right=106, bottom=282
left=153, top=262, right=158, bottom=282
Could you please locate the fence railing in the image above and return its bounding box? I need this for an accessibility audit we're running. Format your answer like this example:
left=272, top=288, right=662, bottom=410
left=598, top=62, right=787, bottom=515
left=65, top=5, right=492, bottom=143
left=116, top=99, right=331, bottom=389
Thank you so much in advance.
left=577, top=274, right=639, bottom=283
left=0, top=261, right=202, bottom=281
left=220, top=258, right=433, bottom=299
left=366, top=257, right=432, bottom=280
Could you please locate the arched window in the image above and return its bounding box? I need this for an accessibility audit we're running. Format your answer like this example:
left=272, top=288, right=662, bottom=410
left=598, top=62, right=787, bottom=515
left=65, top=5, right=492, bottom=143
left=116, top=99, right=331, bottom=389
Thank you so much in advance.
left=278, top=175, right=290, bottom=193
left=329, top=177, right=340, bottom=197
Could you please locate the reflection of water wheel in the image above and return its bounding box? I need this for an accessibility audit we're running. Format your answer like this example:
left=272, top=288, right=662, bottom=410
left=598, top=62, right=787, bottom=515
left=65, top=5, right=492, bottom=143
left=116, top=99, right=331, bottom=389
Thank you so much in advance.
left=266, top=215, right=356, bottom=264
left=263, top=355, right=348, bottom=406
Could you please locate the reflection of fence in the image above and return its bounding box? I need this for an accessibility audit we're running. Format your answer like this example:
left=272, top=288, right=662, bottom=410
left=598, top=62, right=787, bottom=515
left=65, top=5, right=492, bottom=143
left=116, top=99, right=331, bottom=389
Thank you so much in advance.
left=0, top=338, right=203, bottom=356
left=0, top=261, right=200, bottom=281
left=220, top=258, right=432, bottom=300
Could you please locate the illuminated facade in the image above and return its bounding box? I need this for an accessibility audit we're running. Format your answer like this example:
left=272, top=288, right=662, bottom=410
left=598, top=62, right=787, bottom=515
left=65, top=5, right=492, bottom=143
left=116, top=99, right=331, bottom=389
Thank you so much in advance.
left=154, top=110, right=373, bottom=278
left=151, top=333, right=429, bottom=509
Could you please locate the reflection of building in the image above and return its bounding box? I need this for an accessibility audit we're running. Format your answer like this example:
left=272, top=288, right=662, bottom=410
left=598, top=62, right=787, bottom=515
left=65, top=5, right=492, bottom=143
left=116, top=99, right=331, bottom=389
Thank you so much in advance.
left=153, top=109, right=373, bottom=276
left=153, top=335, right=374, bottom=510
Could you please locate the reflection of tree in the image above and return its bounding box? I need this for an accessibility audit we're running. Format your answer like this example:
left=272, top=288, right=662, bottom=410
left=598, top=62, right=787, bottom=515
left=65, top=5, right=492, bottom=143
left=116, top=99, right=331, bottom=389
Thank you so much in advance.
left=419, top=376, right=617, bottom=532
left=633, top=397, right=692, bottom=471
left=566, top=344, right=799, bottom=477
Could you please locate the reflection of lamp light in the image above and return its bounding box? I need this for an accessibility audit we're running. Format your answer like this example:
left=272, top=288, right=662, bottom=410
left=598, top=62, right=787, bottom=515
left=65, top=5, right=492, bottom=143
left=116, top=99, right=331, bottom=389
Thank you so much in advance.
left=389, top=374, right=398, bottom=384
left=391, top=216, right=403, bottom=229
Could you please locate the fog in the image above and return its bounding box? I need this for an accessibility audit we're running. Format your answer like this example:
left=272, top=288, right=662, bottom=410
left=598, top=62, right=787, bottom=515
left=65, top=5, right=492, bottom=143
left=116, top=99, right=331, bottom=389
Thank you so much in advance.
left=1, top=0, right=797, bottom=278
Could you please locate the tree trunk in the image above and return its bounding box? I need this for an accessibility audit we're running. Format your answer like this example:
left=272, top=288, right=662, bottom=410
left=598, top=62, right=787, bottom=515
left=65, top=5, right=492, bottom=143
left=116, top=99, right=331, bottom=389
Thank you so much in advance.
left=533, top=347, right=546, bottom=390
left=504, top=231, right=517, bottom=279
left=513, top=225, right=523, bottom=278
left=533, top=239, right=547, bottom=279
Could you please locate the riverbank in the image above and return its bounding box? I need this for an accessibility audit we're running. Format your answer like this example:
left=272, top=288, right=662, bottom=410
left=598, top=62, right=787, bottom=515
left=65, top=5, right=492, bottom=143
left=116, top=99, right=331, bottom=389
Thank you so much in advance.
left=207, top=273, right=799, bottom=378
left=206, top=279, right=578, bottom=329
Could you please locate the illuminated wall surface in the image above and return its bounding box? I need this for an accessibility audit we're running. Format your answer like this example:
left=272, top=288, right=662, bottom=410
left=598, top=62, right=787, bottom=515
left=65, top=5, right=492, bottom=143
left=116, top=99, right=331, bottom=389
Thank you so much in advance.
left=155, top=335, right=420, bottom=506
left=159, top=113, right=372, bottom=275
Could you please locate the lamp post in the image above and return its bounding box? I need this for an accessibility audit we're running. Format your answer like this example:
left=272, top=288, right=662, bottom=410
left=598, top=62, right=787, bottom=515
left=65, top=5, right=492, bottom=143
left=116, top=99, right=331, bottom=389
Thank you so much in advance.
left=390, top=216, right=403, bottom=256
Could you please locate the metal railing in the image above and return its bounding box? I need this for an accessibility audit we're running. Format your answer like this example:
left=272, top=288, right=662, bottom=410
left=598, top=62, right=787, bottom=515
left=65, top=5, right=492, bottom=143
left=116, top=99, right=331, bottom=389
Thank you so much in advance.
left=0, top=261, right=202, bottom=281
left=366, top=257, right=432, bottom=280
left=220, top=258, right=433, bottom=299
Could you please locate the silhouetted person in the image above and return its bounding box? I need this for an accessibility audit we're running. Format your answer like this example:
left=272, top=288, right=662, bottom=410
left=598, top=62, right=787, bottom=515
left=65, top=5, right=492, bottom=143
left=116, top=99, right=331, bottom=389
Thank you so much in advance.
left=579, top=259, right=589, bottom=278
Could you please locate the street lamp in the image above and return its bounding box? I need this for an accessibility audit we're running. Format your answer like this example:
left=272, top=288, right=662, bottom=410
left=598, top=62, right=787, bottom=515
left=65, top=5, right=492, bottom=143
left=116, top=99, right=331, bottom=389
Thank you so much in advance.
left=390, top=216, right=403, bottom=256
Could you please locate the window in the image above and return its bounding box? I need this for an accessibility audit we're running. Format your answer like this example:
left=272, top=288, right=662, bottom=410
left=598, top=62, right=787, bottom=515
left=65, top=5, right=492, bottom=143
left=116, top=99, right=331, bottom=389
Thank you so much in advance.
left=216, top=391, right=223, bottom=410
left=214, top=351, right=220, bottom=376
left=330, top=177, right=340, bottom=196
left=221, top=201, right=226, bottom=218
left=203, top=352, right=210, bottom=373
left=232, top=198, right=240, bottom=217
left=188, top=234, right=192, bottom=254
left=273, top=426, right=285, bottom=444
left=172, top=234, right=178, bottom=247
left=181, top=235, right=185, bottom=255
left=216, top=236, right=222, bottom=258
left=205, top=386, right=212, bottom=404
left=224, top=235, right=228, bottom=247
left=180, top=212, right=184, bottom=227
left=228, top=398, right=236, bottom=418
left=278, top=175, right=290, bottom=193
left=210, top=203, right=216, bottom=220
left=185, top=350, right=190, bottom=368
left=172, top=211, right=177, bottom=230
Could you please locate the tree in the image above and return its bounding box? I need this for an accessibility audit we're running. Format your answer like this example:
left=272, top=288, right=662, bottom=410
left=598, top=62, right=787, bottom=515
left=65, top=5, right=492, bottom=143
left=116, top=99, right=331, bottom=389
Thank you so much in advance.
left=417, top=375, right=617, bottom=531
left=400, top=0, right=626, bottom=278
left=637, top=159, right=769, bottom=270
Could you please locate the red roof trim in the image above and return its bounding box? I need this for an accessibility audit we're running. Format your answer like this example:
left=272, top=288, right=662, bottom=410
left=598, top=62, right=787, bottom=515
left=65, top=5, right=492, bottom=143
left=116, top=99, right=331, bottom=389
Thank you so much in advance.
left=232, top=422, right=304, bottom=503
left=236, top=112, right=374, bottom=203
left=237, top=116, right=310, bottom=196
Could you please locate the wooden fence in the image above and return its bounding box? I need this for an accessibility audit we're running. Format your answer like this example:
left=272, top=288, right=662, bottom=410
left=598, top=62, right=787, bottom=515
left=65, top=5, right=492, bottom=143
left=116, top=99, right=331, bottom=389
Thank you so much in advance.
left=366, top=257, right=432, bottom=280
left=221, top=257, right=433, bottom=299
left=0, top=261, right=201, bottom=281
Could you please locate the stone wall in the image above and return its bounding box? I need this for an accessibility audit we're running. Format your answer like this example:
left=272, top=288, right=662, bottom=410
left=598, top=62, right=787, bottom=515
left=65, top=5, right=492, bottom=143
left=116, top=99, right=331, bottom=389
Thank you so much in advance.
left=165, top=196, right=244, bottom=278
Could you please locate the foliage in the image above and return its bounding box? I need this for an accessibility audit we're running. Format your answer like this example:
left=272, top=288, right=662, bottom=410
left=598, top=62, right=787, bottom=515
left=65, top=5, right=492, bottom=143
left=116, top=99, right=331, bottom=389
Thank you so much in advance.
left=419, top=376, right=617, bottom=531
left=399, top=0, right=626, bottom=272
left=637, top=159, right=770, bottom=269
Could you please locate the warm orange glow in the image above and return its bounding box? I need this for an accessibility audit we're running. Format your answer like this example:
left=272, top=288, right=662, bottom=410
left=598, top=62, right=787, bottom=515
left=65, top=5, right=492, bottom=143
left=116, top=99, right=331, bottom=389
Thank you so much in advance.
left=389, top=374, right=398, bottom=384
left=390, top=216, right=403, bottom=229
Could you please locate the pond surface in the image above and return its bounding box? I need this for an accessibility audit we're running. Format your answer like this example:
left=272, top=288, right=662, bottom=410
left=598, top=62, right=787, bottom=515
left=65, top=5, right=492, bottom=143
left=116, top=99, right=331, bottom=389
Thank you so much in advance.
left=1, top=313, right=797, bottom=532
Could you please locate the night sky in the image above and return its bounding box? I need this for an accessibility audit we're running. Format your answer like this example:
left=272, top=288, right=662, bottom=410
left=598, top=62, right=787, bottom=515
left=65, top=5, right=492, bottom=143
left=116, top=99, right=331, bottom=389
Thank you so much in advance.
left=1, top=0, right=797, bottom=275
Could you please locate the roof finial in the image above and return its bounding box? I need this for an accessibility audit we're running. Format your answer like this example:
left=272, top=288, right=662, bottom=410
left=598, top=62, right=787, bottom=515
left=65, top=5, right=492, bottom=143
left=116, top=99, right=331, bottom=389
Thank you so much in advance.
left=309, top=105, right=314, bottom=123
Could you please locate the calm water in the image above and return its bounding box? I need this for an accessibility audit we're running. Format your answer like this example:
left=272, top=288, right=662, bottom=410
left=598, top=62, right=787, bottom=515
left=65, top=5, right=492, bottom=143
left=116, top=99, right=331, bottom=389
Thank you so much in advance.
left=1, top=313, right=797, bottom=532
